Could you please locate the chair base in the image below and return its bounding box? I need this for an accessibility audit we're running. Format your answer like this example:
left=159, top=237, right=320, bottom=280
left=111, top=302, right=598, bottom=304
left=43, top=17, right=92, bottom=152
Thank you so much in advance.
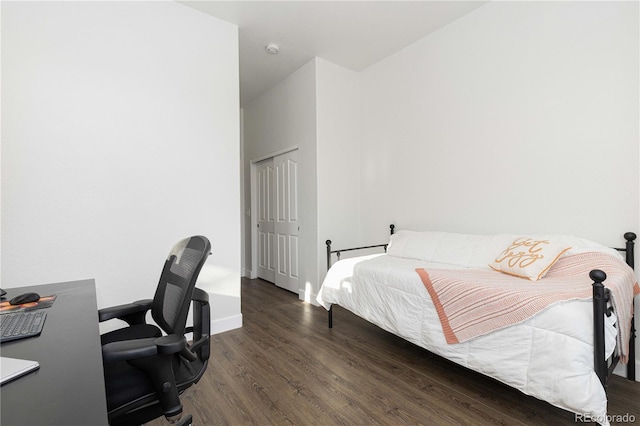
left=171, top=413, right=192, bottom=426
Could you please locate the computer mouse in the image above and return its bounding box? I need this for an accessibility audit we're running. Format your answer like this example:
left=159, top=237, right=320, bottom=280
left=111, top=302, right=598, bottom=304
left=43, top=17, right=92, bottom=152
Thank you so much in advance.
left=9, top=292, right=40, bottom=305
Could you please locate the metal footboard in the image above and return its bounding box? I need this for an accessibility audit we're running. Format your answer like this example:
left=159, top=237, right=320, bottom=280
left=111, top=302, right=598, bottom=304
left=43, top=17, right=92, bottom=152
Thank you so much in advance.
left=593, top=231, right=636, bottom=387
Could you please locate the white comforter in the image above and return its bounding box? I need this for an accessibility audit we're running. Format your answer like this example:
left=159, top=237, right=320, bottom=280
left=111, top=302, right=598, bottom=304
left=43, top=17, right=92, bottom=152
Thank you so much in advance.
left=317, top=253, right=618, bottom=425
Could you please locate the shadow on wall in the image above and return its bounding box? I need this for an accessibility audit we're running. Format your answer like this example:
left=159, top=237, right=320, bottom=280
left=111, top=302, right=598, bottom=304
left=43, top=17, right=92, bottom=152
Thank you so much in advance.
left=197, top=261, right=242, bottom=334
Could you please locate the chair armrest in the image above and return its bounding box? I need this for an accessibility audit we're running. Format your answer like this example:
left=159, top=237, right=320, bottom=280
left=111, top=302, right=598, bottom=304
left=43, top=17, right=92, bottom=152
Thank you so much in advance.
left=188, top=287, right=211, bottom=362
left=102, top=337, right=157, bottom=364
left=155, top=334, right=186, bottom=355
left=98, top=299, right=153, bottom=324
left=102, top=334, right=186, bottom=364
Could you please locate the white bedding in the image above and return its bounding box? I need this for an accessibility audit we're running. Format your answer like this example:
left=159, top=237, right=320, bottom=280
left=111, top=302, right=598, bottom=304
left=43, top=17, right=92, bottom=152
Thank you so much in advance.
left=317, top=253, right=619, bottom=425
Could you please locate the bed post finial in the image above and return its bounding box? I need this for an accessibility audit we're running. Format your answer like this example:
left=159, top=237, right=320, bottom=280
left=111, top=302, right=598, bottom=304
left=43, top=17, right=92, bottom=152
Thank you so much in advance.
left=624, top=232, right=636, bottom=270
left=590, top=270, right=607, bottom=283
left=390, top=224, right=395, bottom=235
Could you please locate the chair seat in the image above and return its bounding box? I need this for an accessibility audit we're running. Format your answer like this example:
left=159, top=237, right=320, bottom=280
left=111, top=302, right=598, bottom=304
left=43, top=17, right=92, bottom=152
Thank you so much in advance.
left=104, top=358, right=155, bottom=413
left=101, top=324, right=162, bottom=346
left=105, top=354, right=206, bottom=425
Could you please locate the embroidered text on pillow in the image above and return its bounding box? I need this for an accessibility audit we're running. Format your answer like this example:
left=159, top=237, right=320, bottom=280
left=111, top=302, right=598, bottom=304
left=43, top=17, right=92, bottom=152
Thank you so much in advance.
left=495, top=238, right=551, bottom=267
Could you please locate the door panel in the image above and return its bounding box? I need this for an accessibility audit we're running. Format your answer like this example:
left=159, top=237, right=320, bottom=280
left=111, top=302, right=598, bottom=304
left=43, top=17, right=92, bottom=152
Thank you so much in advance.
left=256, top=158, right=275, bottom=283
left=274, top=150, right=299, bottom=293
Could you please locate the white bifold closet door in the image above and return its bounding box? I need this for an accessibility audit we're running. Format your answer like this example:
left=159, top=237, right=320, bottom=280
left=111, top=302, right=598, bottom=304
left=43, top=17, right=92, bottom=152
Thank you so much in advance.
left=256, top=149, right=299, bottom=293
left=256, top=158, right=275, bottom=283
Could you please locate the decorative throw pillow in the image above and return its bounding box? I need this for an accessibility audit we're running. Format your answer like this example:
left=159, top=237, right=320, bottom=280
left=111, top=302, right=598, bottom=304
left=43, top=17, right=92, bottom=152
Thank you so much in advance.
left=489, top=237, right=571, bottom=280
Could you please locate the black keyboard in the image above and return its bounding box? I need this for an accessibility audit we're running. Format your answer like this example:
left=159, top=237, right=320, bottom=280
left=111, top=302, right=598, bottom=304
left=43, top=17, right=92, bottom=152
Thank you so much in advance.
left=0, top=311, right=47, bottom=343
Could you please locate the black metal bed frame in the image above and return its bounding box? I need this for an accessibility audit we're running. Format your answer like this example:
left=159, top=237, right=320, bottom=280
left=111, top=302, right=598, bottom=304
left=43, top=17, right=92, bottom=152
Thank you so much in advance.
left=593, top=232, right=636, bottom=387
left=325, top=224, right=395, bottom=328
left=325, top=225, right=637, bottom=388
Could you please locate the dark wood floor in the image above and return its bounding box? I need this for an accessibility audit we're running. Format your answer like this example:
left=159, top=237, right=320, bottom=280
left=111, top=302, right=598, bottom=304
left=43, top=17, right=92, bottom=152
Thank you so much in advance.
left=154, top=278, right=640, bottom=425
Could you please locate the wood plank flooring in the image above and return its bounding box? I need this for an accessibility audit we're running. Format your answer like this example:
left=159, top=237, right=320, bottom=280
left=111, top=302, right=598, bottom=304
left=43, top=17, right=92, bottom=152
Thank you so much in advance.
left=153, top=278, right=640, bottom=425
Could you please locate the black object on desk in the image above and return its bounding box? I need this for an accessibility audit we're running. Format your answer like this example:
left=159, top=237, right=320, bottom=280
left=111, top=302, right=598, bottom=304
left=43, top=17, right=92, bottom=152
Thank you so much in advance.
left=0, top=310, right=47, bottom=342
left=0, top=280, right=108, bottom=426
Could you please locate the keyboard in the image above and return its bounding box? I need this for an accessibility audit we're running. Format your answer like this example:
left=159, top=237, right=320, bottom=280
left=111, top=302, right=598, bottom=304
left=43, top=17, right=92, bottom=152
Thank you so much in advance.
left=1, top=311, right=47, bottom=343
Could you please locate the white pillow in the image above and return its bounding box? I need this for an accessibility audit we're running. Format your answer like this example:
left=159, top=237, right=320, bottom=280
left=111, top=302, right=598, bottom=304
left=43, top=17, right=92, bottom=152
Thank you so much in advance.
left=387, top=229, right=619, bottom=272
left=387, top=230, right=501, bottom=267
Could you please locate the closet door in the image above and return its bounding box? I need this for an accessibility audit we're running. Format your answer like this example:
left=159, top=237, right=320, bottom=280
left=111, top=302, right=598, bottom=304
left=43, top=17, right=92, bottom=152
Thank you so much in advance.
left=273, top=150, right=299, bottom=293
left=256, top=158, right=275, bottom=283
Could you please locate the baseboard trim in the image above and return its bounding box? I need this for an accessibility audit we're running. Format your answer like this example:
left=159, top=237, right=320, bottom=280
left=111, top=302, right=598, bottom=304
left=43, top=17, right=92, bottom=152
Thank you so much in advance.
left=613, top=357, right=640, bottom=382
left=298, top=288, right=320, bottom=306
left=211, top=314, right=243, bottom=335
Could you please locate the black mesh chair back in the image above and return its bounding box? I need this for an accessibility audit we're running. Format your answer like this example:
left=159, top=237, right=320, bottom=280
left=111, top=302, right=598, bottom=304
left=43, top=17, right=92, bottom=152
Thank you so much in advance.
left=152, top=236, right=210, bottom=336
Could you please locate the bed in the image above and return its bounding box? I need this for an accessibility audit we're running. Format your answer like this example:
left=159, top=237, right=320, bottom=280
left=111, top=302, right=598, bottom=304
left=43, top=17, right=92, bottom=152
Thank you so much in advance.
left=317, top=226, right=638, bottom=426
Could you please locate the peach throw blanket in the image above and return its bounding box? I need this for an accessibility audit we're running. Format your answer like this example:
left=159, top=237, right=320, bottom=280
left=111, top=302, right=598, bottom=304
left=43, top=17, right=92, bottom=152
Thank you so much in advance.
left=416, top=252, right=640, bottom=362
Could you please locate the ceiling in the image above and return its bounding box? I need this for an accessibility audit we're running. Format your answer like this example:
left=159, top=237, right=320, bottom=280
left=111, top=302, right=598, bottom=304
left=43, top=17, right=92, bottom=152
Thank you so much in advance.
left=181, top=1, right=489, bottom=107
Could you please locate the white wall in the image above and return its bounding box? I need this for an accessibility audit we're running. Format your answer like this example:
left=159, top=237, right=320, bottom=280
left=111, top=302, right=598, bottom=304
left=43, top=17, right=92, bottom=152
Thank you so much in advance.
left=359, top=1, right=638, bottom=247
left=357, top=0, right=639, bottom=376
left=315, top=58, right=362, bottom=288
left=242, top=59, right=318, bottom=300
left=0, top=1, right=3, bottom=284
left=1, top=1, right=242, bottom=333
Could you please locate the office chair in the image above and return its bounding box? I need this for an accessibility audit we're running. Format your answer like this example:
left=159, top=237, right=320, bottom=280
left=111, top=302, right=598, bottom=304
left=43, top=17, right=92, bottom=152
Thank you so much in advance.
left=99, top=236, right=211, bottom=426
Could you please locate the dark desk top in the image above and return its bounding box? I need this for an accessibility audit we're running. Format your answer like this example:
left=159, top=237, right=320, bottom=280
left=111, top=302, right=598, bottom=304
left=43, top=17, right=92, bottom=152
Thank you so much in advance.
left=0, top=279, right=108, bottom=426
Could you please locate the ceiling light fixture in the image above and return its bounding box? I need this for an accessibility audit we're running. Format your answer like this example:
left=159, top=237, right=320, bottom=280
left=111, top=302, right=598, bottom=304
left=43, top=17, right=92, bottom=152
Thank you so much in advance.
left=265, top=43, right=280, bottom=55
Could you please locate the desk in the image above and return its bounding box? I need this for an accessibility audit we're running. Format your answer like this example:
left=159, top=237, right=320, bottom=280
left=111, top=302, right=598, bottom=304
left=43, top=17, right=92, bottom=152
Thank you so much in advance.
left=0, top=280, right=108, bottom=426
